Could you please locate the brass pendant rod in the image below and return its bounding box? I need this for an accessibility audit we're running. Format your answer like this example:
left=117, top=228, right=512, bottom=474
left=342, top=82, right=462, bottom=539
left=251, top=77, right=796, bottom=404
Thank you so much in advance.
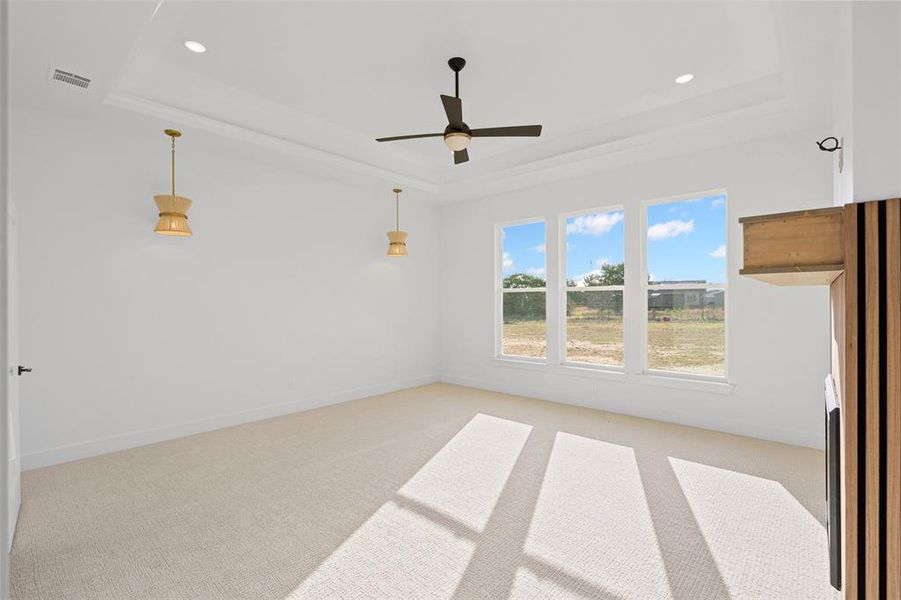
left=393, top=188, right=402, bottom=231
left=171, top=134, right=176, bottom=197
left=164, top=129, right=182, bottom=197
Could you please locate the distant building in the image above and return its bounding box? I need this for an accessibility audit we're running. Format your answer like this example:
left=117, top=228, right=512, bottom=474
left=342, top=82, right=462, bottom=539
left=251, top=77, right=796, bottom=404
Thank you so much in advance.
left=647, top=281, right=724, bottom=311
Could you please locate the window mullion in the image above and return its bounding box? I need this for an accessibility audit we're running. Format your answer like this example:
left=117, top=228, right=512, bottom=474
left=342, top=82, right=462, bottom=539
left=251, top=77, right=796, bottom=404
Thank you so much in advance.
left=545, top=215, right=561, bottom=365
left=623, top=201, right=644, bottom=375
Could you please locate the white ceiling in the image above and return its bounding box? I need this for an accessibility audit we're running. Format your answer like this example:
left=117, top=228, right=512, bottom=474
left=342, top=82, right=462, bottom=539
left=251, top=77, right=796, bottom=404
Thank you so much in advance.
left=10, top=1, right=842, bottom=202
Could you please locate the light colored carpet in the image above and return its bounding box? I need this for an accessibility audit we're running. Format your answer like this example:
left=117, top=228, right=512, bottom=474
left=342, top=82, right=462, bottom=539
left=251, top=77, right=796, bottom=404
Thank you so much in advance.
left=12, top=383, right=837, bottom=599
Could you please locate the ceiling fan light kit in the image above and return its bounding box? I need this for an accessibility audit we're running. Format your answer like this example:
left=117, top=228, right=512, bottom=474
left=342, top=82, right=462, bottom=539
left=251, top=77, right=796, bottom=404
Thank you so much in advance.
left=376, top=57, right=542, bottom=164
left=386, top=188, right=408, bottom=257
left=154, top=129, right=193, bottom=237
left=444, top=132, right=471, bottom=152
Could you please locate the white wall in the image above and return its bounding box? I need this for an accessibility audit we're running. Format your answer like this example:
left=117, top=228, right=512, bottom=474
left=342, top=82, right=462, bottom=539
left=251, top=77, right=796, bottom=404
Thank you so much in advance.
left=849, top=2, right=901, bottom=203
left=12, top=103, right=832, bottom=468
left=439, top=130, right=832, bottom=448
left=12, top=105, right=440, bottom=469
left=832, top=2, right=901, bottom=206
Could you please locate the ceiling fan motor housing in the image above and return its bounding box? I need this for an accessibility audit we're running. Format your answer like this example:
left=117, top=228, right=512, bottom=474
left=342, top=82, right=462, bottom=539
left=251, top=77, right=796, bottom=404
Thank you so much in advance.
left=444, top=123, right=470, bottom=135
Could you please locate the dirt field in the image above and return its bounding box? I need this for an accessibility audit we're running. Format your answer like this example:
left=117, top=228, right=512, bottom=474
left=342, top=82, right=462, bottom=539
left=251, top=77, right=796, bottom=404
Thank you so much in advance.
left=503, top=307, right=725, bottom=375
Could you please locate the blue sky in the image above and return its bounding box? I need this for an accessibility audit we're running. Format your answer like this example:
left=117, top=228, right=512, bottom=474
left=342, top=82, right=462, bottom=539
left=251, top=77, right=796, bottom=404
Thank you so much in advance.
left=646, top=193, right=726, bottom=284
left=501, top=193, right=726, bottom=285
left=565, top=210, right=625, bottom=284
left=501, top=221, right=547, bottom=279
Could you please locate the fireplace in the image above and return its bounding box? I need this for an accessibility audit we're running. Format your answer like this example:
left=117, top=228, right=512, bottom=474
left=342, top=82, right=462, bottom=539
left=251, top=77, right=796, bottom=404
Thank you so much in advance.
left=824, top=375, right=841, bottom=591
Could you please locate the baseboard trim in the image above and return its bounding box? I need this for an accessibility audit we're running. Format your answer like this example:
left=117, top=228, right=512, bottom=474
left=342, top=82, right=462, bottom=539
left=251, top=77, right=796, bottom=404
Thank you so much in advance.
left=22, top=374, right=440, bottom=471
left=438, top=373, right=823, bottom=449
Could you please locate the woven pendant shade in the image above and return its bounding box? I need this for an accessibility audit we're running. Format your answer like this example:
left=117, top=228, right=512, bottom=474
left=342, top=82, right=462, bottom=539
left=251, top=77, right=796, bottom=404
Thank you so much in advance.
left=154, top=129, right=193, bottom=236
left=154, top=195, right=193, bottom=236
left=386, top=188, right=408, bottom=256
left=387, top=230, right=408, bottom=256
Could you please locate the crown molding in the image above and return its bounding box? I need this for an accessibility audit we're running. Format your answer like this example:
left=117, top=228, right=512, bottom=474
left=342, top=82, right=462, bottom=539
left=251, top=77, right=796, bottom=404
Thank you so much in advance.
left=437, top=99, right=827, bottom=203
left=104, top=91, right=440, bottom=194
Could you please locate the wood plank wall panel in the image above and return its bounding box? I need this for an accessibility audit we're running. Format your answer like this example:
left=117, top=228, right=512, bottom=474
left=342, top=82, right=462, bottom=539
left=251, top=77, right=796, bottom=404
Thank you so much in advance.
left=887, top=199, right=901, bottom=599
left=843, top=203, right=859, bottom=600
left=843, top=198, right=901, bottom=599
left=864, top=201, right=881, bottom=599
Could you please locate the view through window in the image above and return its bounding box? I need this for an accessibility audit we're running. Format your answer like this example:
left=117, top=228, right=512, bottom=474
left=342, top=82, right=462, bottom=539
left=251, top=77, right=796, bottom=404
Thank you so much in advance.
left=500, top=220, right=546, bottom=358
left=564, top=209, right=625, bottom=366
left=645, top=193, right=726, bottom=376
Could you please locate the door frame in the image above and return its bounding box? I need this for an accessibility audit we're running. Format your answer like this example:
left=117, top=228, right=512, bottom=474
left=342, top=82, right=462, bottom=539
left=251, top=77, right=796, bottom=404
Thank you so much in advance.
left=1, top=0, right=13, bottom=596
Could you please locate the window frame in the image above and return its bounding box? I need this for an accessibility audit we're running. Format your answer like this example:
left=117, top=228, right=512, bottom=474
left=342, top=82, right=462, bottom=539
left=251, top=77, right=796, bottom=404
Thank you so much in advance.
left=557, top=205, right=626, bottom=372
left=494, top=217, right=548, bottom=363
left=639, top=189, right=729, bottom=382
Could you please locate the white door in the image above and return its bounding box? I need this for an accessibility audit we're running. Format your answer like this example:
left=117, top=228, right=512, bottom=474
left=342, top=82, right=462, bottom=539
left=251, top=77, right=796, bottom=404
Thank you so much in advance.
left=7, top=201, right=20, bottom=550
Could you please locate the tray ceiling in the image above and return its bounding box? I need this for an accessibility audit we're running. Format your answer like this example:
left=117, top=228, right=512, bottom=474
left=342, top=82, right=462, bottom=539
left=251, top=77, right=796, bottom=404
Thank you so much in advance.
left=10, top=1, right=842, bottom=201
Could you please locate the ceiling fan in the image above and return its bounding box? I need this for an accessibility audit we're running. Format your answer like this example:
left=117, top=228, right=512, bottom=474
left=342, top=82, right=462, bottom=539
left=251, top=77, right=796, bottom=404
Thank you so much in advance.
left=376, top=57, right=542, bottom=165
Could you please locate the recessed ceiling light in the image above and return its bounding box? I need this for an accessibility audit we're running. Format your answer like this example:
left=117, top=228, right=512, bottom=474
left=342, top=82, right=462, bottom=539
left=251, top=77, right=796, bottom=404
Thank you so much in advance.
left=675, top=73, right=694, bottom=84
left=184, top=41, right=206, bottom=54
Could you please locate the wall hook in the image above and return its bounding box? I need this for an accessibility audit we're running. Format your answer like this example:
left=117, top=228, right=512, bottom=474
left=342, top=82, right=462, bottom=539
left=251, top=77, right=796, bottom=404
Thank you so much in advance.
left=816, top=137, right=842, bottom=152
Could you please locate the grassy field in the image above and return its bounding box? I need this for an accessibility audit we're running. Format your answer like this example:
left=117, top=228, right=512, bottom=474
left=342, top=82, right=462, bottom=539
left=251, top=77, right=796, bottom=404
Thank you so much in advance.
left=503, top=306, right=724, bottom=375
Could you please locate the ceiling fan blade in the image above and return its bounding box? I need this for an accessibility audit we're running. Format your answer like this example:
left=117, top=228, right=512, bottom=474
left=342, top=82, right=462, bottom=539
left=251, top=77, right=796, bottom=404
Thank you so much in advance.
left=441, top=95, right=463, bottom=127
left=454, top=148, right=469, bottom=164
left=376, top=132, right=444, bottom=142
left=470, top=125, right=542, bottom=137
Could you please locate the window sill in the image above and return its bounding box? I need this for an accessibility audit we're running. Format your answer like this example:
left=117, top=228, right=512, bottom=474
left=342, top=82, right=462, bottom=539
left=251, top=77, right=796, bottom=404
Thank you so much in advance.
left=636, top=372, right=734, bottom=395
left=491, top=356, right=548, bottom=371
left=556, top=363, right=627, bottom=382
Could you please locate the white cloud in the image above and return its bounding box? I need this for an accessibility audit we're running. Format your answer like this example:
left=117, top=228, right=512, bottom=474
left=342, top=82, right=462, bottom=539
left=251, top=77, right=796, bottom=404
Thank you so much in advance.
left=502, top=252, right=513, bottom=271
left=571, top=270, right=601, bottom=286
left=526, top=267, right=546, bottom=277
left=711, top=197, right=725, bottom=209
left=567, top=212, right=624, bottom=236
left=570, top=257, right=613, bottom=286
left=529, top=243, right=546, bottom=254
left=709, top=245, right=726, bottom=258
left=647, top=219, right=694, bottom=241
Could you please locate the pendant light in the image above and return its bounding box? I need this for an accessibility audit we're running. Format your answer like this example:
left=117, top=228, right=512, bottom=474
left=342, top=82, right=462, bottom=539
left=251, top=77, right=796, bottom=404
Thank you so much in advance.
left=386, top=188, right=408, bottom=257
left=154, top=129, right=193, bottom=236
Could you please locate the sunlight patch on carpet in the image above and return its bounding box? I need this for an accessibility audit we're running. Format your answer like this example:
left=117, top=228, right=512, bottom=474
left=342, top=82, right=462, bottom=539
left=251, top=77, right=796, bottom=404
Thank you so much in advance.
left=522, top=432, right=672, bottom=599
left=284, top=500, right=475, bottom=599
left=668, top=457, right=835, bottom=599
left=286, top=413, right=533, bottom=599
left=398, top=413, right=532, bottom=531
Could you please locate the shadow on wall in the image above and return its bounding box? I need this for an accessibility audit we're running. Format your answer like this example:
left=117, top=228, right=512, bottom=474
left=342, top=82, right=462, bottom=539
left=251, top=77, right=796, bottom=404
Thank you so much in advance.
left=12, top=384, right=832, bottom=600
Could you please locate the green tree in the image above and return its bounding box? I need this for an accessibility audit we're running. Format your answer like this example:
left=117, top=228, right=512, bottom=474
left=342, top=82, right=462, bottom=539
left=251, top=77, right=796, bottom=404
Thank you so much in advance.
left=574, top=262, right=624, bottom=319
left=502, top=273, right=546, bottom=321
left=583, top=262, right=624, bottom=286
left=503, top=273, right=546, bottom=289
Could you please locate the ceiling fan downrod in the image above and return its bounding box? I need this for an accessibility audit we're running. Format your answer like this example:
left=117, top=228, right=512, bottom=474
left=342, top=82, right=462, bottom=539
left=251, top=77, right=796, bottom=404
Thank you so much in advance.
left=448, top=57, right=466, bottom=98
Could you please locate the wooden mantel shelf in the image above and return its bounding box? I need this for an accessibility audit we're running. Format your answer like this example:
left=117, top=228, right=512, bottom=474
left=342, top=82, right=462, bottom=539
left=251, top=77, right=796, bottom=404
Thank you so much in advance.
left=739, top=206, right=844, bottom=286
left=739, top=264, right=844, bottom=286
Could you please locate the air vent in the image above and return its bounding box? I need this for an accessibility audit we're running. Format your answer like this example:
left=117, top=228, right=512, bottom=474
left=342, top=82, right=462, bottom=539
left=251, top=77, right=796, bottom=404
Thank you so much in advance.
left=49, top=68, right=90, bottom=89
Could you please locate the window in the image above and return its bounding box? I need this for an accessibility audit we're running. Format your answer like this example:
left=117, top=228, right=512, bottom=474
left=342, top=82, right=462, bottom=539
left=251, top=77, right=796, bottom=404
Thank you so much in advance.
left=492, top=190, right=728, bottom=385
left=497, top=220, right=546, bottom=359
left=563, top=208, right=625, bottom=367
left=644, top=193, right=727, bottom=377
